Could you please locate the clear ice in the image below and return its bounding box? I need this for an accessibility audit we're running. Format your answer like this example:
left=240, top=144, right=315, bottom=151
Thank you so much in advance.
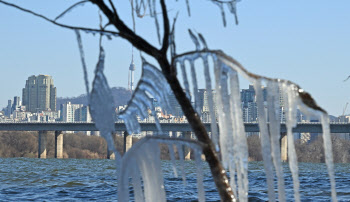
left=119, top=58, right=172, bottom=135
left=74, top=7, right=337, bottom=199
left=173, top=31, right=337, bottom=201
left=119, top=136, right=204, bottom=202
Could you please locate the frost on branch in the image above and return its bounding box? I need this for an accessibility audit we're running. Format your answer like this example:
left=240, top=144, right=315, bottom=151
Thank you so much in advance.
left=173, top=31, right=337, bottom=201
left=118, top=136, right=205, bottom=202
left=118, top=58, right=173, bottom=135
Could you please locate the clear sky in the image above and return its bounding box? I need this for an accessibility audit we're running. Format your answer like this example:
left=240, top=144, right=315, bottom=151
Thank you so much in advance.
left=0, top=0, right=349, bottom=116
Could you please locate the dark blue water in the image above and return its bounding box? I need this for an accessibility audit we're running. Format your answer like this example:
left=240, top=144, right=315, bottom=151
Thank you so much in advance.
left=0, top=158, right=349, bottom=201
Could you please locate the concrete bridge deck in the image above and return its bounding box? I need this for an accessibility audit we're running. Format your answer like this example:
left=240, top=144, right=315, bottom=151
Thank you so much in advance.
left=1, top=122, right=349, bottom=160
left=0, top=122, right=350, bottom=133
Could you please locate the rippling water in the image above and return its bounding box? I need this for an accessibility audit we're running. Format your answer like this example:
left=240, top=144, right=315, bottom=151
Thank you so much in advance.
left=1, top=158, right=349, bottom=201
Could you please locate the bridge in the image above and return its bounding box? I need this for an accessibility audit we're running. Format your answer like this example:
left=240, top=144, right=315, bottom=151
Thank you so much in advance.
left=1, top=122, right=350, bottom=133
left=1, top=122, right=350, bottom=161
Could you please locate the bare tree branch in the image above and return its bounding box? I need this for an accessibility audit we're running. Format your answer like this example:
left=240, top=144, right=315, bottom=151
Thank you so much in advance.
left=108, top=0, right=117, bottom=15
left=0, top=0, right=119, bottom=36
left=160, top=0, right=170, bottom=54
left=54, top=0, right=89, bottom=21
left=1, top=0, right=238, bottom=200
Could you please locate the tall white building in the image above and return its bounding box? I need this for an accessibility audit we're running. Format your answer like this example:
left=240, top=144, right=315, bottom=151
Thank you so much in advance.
left=22, top=75, right=56, bottom=112
left=60, top=102, right=90, bottom=122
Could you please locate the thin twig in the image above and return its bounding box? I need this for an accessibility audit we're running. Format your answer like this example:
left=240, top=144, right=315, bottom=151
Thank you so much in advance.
left=0, top=0, right=119, bottom=36
left=55, top=0, right=89, bottom=21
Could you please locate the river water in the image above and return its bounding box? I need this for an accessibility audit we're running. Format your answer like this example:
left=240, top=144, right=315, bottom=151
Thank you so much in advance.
left=0, top=158, right=349, bottom=201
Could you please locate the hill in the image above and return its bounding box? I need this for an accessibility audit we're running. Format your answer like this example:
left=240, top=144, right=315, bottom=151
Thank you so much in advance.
left=56, top=87, right=132, bottom=109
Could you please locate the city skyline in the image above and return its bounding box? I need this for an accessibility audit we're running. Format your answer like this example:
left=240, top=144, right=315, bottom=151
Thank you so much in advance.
left=1, top=1, right=350, bottom=116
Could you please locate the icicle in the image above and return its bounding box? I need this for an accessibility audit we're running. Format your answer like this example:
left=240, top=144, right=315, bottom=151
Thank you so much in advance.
left=253, top=80, right=276, bottom=202
left=130, top=163, right=145, bottom=202
left=227, top=1, right=239, bottom=25
left=120, top=136, right=204, bottom=201
left=168, top=144, right=178, bottom=177
left=74, top=30, right=90, bottom=97
left=188, top=30, right=201, bottom=51
left=89, top=45, right=117, bottom=153
left=176, top=143, right=187, bottom=185
left=213, top=1, right=226, bottom=26
left=198, top=33, right=208, bottom=50
left=190, top=60, right=201, bottom=115
left=321, top=114, right=337, bottom=201
left=132, top=98, right=148, bottom=119
left=141, top=141, right=166, bottom=201
left=219, top=66, right=235, bottom=167
left=202, top=54, right=219, bottom=151
left=172, top=45, right=337, bottom=202
left=185, top=0, right=191, bottom=16
left=282, top=82, right=300, bottom=202
left=134, top=0, right=147, bottom=18
left=194, top=149, right=205, bottom=202
left=152, top=0, right=161, bottom=44
left=228, top=163, right=238, bottom=199
left=179, top=60, right=191, bottom=100
left=229, top=70, right=248, bottom=202
left=213, top=57, right=231, bottom=168
left=122, top=139, right=166, bottom=202
left=119, top=58, right=175, bottom=136
left=267, top=81, right=286, bottom=202
left=143, top=61, right=172, bottom=108
left=118, top=159, right=131, bottom=201
left=147, top=0, right=154, bottom=17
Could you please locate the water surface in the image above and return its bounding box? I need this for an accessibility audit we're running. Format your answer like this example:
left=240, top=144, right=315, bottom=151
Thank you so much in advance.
left=0, top=158, right=349, bottom=201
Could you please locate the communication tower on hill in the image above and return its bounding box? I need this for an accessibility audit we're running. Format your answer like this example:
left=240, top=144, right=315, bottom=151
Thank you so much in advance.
left=128, top=49, right=136, bottom=91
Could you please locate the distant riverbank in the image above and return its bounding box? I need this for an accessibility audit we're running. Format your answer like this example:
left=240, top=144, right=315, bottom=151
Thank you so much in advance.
left=1, top=131, right=350, bottom=163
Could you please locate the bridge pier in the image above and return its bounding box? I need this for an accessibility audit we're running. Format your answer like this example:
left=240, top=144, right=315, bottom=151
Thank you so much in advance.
left=281, top=132, right=288, bottom=162
left=183, top=131, right=192, bottom=160
left=123, top=132, right=133, bottom=154
left=55, top=131, right=63, bottom=159
left=38, top=131, right=48, bottom=159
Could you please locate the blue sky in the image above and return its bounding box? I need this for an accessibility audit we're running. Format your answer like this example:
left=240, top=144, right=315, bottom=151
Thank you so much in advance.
left=0, top=0, right=349, bottom=116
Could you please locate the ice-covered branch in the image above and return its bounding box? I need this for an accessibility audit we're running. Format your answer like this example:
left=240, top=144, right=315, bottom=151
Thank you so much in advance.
left=173, top=45, right=336, bottom=201
left=174, top=49, right=326, bottom=113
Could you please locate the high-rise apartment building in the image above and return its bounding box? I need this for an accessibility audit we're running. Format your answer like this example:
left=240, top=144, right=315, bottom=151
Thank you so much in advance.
left=22, top=75, right=57, bottom=112
left=5, top=99, right=12, bottom=117
left=60, top=102, right=91, bottom=122
left=11, top=96, right=21, bottom=113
